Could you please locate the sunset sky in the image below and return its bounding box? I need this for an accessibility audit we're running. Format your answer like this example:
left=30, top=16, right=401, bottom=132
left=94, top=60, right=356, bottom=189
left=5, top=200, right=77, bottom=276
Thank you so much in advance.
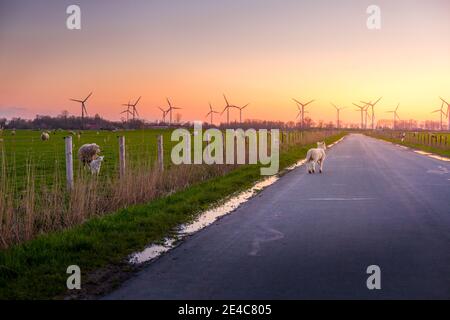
left=0, top=0, right=449, bottom=124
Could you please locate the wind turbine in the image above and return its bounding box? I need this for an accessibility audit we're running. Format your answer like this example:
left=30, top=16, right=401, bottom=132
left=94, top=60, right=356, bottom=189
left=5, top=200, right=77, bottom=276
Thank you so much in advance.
left=221, top=95, right=238, bottom=125
left=364, top=105, right=370, bottom=129
left=439, top=97, right=450, bottom=131
left=205, top=103, right=220, bottom=125
left=352, top=102, right=366, bottom=129
left=166, top=98, right=182, bottom=125
left=331, top=103, right=346, bottom=129
left=70, top=92, right=92, bottom=128
left=158, top=107, right=169, bottom=123
left=236, top=104, right=249, bottom=123
left=432, top=101, right=446, bottom=131
left=387, top=103, right=401, bottom=130
left=129, top=96, right=141, bottom=120
left=360, top=97, right=382, bottom=130
left=293, top=99, right=314, bottom=129
left=121, top=100, right=133, bottom=122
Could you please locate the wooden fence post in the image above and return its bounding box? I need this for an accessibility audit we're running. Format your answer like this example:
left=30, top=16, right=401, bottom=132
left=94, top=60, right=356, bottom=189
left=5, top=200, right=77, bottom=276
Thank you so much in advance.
left=157, top=135, right=164, bottom=172
left=65, top=136, right=74, bottom=191
left=119, top=136, right=126, bottom=178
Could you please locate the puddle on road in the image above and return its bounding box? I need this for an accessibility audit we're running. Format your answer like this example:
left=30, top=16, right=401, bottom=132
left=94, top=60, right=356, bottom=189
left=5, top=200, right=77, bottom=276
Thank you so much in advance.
left=129, top=176, right=280, bottom=264
left=179, top=176, right=279, bottom=235
left=413, top=150, right=450, bottom=162
left=129, top=137, right=346, bottom=265
left=129, top=238, right=177, bottom=264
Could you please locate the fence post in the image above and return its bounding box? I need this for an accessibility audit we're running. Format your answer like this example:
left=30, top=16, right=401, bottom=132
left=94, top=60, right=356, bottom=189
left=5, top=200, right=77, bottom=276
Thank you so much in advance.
left=65, top=136, right=74, bottom=191
left=157, top=135, right=164, bottom=172
left=119, top=136, right=126, bottom=178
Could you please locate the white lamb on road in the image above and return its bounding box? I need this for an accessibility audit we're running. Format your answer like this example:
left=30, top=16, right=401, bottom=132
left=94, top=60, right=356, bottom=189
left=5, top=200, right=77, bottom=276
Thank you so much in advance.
left=306, top=141, right=327, bottom=174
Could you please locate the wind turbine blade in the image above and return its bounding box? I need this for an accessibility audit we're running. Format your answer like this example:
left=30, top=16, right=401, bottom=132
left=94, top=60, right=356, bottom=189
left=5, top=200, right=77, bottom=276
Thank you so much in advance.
left=133, top=96, right=141, bottom=106
left=83, top=92, right=93, bottom=102
left=166, top=98, right=172, bottom=109
left=304, top=100, right=315, bottom=107
left=70, top=99, right=83, bottom=103
left=292, top=98, right=302, bottom=105
left=372, top=97, right=382, bottom=106
left=223, top=94, right=230, bottom=107
left=241, top=104, right=249, bottom=109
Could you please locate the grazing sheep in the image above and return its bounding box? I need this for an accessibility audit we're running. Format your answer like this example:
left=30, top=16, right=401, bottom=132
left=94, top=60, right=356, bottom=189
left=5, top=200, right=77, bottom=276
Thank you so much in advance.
left=78, top=143, right=101, bottom=166
left=306, top=142, right=327, bottom=174
left=89, top=156, right=104, bottom=175
left=11, top=130, right=16, bottom=136
left=41, top=131, right=50, bottom=141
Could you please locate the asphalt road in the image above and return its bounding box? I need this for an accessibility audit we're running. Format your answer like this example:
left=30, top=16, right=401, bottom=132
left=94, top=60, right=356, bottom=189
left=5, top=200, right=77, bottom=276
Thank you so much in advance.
left=104, top=134, right=450, bottom=299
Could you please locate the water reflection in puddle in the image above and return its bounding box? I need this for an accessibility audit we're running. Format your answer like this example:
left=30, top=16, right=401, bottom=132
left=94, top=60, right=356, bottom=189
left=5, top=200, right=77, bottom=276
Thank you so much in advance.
left=129, top=137, right=346, bottom=264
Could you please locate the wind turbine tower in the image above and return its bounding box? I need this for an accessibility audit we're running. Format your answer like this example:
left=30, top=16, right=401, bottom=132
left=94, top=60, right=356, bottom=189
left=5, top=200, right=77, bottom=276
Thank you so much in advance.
left=293, top=99, right=315, bottom=129
left=360, top=97, right=382, bottom=130
left=387, top=104, right=401, bottom=130
left=70, top=92, right=92, bottom=128
left=206, top=103, right=220, bottom=125
left=331, top=103, right=346, bottom=129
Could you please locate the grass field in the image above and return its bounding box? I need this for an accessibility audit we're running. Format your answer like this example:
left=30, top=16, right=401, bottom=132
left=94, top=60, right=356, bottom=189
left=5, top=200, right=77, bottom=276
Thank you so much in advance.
left=0, top=131, right=346, bottom=299
left=0, top=129, right=177, bottom=190
left=366, top=131, right=450, bottom=158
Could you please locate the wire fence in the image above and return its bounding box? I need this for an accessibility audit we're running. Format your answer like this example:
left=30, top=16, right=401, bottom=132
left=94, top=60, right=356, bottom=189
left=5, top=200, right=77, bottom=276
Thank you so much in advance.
left=0, top=129, right=339, bottom=192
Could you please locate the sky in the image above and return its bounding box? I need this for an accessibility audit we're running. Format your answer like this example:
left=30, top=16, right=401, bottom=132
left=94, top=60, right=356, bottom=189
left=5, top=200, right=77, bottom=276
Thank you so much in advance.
left=0, top=0, right=449, bottom=124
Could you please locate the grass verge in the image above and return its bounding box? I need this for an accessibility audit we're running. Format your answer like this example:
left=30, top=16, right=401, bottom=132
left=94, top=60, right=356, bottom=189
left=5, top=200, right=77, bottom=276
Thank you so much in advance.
left=0, top=133, right=346, bottom=299
left=365, top=133, right=450, bottom=158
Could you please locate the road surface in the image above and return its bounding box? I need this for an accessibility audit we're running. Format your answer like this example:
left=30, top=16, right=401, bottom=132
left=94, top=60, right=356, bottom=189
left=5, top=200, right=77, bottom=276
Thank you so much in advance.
left=104, top=134, right=450, bottom=299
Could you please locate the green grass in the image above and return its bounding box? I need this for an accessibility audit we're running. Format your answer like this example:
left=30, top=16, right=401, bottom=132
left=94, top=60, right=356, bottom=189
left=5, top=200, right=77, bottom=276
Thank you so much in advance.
left=0, top=133, right=346, bottom=299
left=366, top=132, right=450, bottom=158
left=0, top=129, right=179, bottom=190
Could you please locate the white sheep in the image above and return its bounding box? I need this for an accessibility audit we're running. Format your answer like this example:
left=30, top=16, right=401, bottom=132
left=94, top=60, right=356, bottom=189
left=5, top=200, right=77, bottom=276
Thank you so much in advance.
left=78, top=143, right=101, bottom=166
left=89, top=156, right=104, bottom=175
left=41, top=132, right=50, bottom=141
left=306, top=141, right=327, bottom=174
